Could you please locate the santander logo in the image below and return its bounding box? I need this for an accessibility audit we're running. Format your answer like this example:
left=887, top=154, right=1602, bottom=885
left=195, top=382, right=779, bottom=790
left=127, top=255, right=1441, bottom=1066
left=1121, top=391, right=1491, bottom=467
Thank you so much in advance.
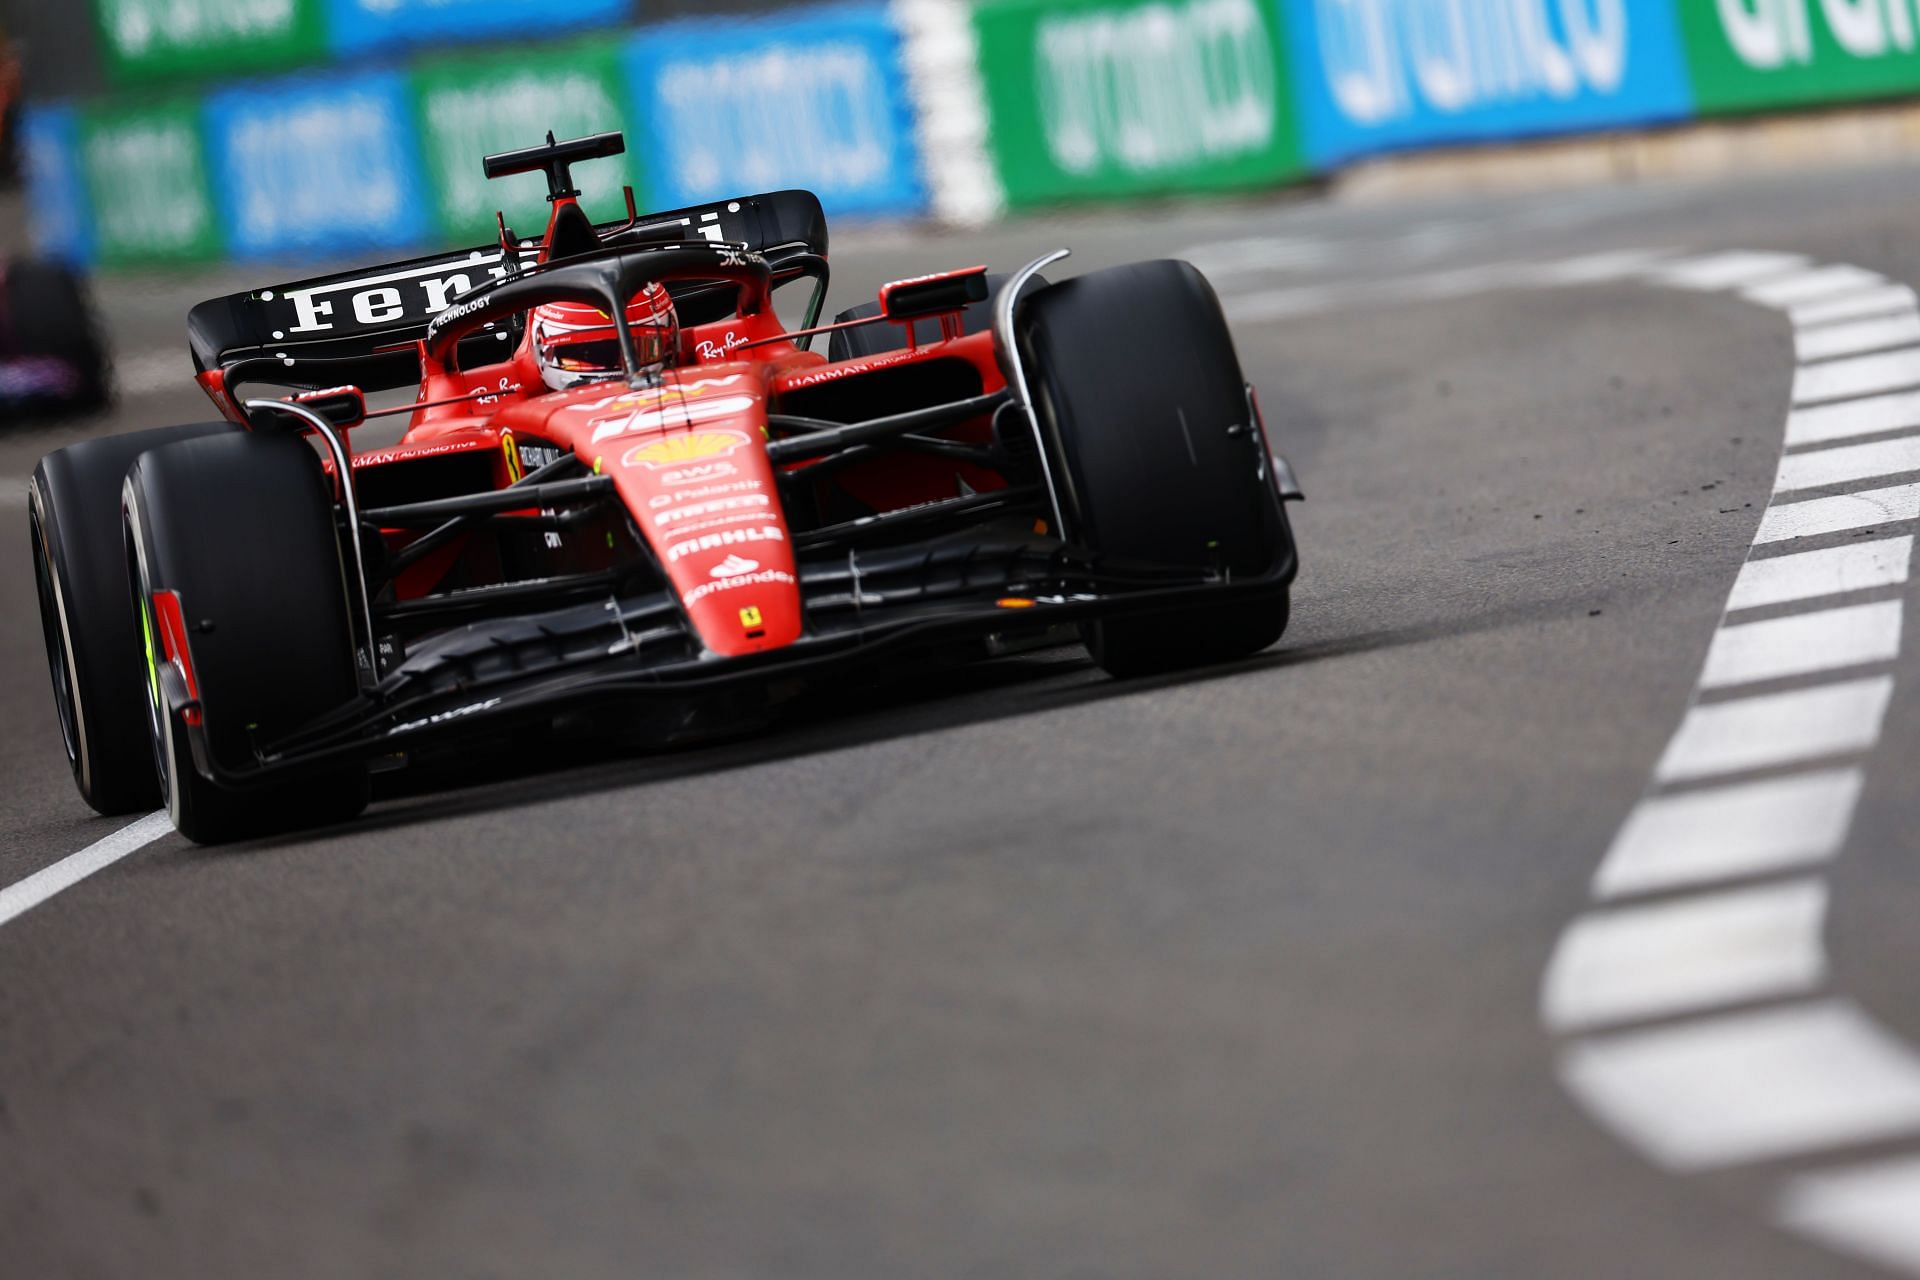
left=710, top=554, right=760, bottom=579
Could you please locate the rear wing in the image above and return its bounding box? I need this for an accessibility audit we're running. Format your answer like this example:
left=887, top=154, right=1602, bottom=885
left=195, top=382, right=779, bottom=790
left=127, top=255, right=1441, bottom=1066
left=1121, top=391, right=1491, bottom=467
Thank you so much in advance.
left=186, top=189, right=829, bottom=394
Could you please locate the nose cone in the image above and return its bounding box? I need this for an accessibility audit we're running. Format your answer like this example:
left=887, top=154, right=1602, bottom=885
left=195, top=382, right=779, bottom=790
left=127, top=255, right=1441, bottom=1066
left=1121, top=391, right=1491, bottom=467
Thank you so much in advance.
left=585, top=376, right=803, bottom=657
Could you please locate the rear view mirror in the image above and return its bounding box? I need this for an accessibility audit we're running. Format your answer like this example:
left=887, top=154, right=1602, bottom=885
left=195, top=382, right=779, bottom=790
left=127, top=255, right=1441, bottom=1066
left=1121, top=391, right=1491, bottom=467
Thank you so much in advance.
left=880, top=266, right=990, bottom=323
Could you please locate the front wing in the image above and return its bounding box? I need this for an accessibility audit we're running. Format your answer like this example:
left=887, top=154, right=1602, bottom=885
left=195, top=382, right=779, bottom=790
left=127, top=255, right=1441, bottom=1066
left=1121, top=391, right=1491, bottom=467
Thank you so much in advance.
left=169, top=532, right=1299, bottom=791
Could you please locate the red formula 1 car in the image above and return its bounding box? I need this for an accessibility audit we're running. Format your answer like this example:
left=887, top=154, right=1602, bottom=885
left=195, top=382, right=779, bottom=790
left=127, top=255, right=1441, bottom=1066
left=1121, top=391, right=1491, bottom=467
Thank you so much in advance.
left=30, top=132, right=1300, bottom=843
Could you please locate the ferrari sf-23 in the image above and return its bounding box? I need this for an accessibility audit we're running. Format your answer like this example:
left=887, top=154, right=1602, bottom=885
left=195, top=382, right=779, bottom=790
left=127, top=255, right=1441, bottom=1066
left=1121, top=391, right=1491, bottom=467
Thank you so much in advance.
left=30, top=132, right=1301, bottom=843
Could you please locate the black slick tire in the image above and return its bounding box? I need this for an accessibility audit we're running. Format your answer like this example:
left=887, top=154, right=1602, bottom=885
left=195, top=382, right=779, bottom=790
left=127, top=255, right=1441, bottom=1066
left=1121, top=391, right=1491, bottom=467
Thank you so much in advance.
left=123, top=431, right=368, bottom=844
left=1019, top=259, right=1293, bottom=678
left=30, top=422, right=239, bottom=814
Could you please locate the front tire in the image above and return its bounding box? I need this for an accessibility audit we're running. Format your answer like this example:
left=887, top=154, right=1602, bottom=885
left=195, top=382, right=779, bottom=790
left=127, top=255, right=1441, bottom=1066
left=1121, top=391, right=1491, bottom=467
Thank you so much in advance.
left=1019, top=259, right=1294, bottom=678
left=30, top=422, right=239, bottom=814
left=123, top=431, right=369, bottom=844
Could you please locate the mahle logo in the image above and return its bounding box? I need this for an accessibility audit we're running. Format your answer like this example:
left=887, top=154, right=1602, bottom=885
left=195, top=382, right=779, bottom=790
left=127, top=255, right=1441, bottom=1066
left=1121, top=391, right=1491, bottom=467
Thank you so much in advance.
left=1036, top=0, right=1278, bottom=176
left=1716, top=0, right=1920, bottom=66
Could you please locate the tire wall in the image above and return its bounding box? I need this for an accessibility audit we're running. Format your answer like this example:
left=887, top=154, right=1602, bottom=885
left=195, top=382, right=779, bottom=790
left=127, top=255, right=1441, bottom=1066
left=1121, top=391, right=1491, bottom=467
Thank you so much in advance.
left=22, top=0, right=1920, bottom=267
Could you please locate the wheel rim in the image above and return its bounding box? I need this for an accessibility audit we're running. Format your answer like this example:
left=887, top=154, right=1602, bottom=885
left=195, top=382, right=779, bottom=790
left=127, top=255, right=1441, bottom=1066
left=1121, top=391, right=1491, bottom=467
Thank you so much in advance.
left=124, top=513, right=171, bottom=804
left=29, top=499, right=82, bottom=773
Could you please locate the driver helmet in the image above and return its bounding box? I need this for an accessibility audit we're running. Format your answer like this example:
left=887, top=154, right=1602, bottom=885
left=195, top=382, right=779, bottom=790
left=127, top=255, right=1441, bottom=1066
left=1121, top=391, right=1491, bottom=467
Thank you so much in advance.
left=531, top=282, right=677, bottom=392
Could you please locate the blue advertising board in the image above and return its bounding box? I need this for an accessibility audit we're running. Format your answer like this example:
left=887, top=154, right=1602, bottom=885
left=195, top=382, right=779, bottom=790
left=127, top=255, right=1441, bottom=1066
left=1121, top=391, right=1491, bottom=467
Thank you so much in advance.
left=622, top=3, right=926, bottom=218
left=203, top=70, right=429, bottom=260
left=1281, top=0, right=1695, bottom=166
left=322, top=0, right=631, bottom=58
left=20, top=106, right=94, bottom=265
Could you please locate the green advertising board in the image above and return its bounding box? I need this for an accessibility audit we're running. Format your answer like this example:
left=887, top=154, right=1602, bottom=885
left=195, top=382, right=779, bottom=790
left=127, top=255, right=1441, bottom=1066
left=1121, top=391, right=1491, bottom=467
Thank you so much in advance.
left=90, top=0, right=325, bottom=84
left=1679, top=0, right=1920, bottom=112
left=78, top=99, right=222, bottom=265
left=409, top=41, right=639, bottom=244
left=971, top=0, right=1304, bottom=207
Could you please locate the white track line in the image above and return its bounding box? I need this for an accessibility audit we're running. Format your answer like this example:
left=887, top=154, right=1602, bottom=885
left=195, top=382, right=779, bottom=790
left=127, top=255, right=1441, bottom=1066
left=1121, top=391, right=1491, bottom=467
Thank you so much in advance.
left=0, top=812, right=172, bottom=928
left=1542, top=879, right=1828, bottom=1031
left=1793, top=348, right=1920, bottom=405
left=1214, top=244, right=1920, bottom=1266
left=1655, top=677, right=1893, bottom=781
left=1520, top=248, right=1678, bottom=285
left=1592, top=769, right=1863, bottom=897
left=1654, top=251, right=1810, bottom=291
left=1757, top=483, right=1920, bottom=543
left=1727, top=538, right=1913, bottom=611
left=1746, top=265, right=1888, bottom=308
left=1796, top=312, right=1920, bottom=362
left=1782, top=1156, right=1920, bottom=1273
left=1562, top=1001, right=1920, bottom=1171
left=1787, top=388, right=1920, bottom=446
left=1699, top=601, right=1902, bottom=688
left=1777, top=435, right=1920, bottom=492
left=1792, top=285, right=1920, bottom=327
left=1542, top=249, right=1920, bottom=1268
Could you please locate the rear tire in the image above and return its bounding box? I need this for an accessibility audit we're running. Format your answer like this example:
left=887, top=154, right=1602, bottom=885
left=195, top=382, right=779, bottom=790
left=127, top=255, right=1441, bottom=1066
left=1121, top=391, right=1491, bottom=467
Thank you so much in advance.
left=123, top=432, right=369, bottom=844
left=30, top=422, right=240, bottom=814
left=1019, top=260, right=1293, bottom=678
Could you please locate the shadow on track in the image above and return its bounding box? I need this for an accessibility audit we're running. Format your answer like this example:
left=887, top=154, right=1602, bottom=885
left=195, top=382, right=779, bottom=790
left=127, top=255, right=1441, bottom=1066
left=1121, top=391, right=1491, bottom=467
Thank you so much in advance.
left=146, top=573, right=1617, bottom=860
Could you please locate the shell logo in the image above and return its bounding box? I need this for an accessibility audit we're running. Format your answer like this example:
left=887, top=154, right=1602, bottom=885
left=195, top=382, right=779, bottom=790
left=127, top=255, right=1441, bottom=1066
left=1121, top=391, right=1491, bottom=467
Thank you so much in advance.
left=622, top=429, right=753, bottom=471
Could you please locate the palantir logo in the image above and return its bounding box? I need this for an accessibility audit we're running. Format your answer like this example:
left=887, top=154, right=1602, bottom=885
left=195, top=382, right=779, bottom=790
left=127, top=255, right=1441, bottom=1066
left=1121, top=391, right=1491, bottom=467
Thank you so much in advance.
left=1036, top=0, right=1278, bottom=177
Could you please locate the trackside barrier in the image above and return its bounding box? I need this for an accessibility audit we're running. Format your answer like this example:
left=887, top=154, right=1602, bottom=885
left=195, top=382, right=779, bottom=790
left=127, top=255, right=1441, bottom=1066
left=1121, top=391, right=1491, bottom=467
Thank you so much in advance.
left=87, top=0, right=632, bottom=83
left=35, top=0, right=1920, bottom=266
left=624, top=5, right=927, bottom=220
left=1278, top=0, right=1696, bottom=168
left=31, top=2, right=926, bottom=265
left=967, top=0, right=1308, bottom=206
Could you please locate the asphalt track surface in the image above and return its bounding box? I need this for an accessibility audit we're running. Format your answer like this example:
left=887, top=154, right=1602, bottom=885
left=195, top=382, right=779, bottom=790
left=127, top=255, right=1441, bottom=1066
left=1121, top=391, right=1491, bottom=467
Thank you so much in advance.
left=8, top=168, right=1920, bottom=1277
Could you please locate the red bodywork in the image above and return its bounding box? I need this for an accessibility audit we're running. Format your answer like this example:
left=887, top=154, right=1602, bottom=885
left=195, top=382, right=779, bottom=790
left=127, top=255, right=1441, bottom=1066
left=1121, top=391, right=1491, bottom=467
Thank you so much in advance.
left=195, top=195, right=1008, bottom=661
